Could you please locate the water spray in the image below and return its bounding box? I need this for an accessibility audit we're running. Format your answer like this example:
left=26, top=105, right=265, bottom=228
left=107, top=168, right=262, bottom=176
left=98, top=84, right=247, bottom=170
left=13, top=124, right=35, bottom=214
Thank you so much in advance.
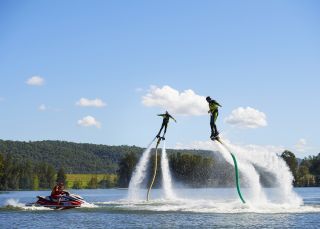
left=146, top=137, right=161, bottom=201
left=128, top=138, right=156, bottom=200
left=161, top=141, right=175, bottom=199
left=215, top=137, right=246, bottom=204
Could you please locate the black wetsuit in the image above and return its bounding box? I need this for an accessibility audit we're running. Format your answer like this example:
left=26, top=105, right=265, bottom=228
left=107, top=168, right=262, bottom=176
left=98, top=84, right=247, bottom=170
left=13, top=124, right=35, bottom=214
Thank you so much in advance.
left=157, top=113, right=176, bottom=138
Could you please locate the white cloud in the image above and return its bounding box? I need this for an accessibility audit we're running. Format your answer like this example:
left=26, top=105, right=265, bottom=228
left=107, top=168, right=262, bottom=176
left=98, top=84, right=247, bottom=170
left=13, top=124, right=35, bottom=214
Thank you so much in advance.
left=26, top=76, right=44, bottom=86
left=38, top=104, right=46, bottom=111
left=224, top=107, right=267, bottom=129
left=142, top=85, right=208, bottom=116
left=76, top=98, right=106, bottom=108
left=294, top=138, right=308, bottom=153
left=77, top=116, right=101, bottom=128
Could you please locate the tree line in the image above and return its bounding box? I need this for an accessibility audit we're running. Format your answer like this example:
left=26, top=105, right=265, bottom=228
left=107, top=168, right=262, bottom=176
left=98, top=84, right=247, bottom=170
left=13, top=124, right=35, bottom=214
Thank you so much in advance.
left=0, top=153, right=66, bottom=190
left=118, top=151, right=241, bottom=188
left=281, top=150, right=320, bottom=186
left=0, top=139, right=319, bottom=190
left=118, top=150, right=320, bottom=188
left=0, top=153, right=117, bottom=190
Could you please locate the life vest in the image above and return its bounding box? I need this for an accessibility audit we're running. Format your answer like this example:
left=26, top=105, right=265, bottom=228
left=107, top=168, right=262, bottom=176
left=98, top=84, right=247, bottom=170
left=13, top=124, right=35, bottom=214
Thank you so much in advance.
left=209, top=101, right=219, bottom=113
left=51, top=185, right=64, bottom=197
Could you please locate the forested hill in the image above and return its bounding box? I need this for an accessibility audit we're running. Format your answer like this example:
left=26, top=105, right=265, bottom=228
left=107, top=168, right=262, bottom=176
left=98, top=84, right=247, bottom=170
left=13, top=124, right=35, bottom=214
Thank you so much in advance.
left=0, top=140, right=212, bottom=173
left=1, top=140, right=319, bottom=188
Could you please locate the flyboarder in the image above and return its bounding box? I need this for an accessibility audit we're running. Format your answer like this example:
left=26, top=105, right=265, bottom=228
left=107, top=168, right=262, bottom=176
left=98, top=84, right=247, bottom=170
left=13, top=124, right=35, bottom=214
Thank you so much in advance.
left=148, top=111, right=176, bottom=201
left=156, top=111, right=176, bottom=140
left=206, top=96, right=222, bottom=140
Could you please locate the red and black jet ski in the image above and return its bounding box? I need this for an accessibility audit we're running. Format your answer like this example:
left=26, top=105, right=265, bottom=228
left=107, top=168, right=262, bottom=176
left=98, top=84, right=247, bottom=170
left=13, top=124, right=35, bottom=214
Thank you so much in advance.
left=26, top=193, right=86, bottom=210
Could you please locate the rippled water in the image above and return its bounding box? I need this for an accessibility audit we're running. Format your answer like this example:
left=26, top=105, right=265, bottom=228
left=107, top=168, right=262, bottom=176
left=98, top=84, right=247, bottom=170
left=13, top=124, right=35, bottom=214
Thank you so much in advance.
left=0, top=188, right=319, bottom=228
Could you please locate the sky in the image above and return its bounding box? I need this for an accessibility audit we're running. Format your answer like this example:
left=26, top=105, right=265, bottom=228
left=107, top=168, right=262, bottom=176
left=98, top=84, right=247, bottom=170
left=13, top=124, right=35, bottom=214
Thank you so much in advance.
left=0, top=0, right=319, bottom=158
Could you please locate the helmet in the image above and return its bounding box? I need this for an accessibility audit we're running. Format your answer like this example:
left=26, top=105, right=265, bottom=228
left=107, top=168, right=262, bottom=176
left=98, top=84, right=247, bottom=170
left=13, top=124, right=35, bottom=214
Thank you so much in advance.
left=206, top=96, right=211, bottom=102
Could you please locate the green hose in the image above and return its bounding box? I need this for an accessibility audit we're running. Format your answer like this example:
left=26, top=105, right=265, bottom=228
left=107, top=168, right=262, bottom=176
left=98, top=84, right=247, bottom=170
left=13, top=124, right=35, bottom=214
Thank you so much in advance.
left=217, top=139, right=246, bottom=204
left=229, top=152, right=246, bottom=203
left=146, top=138, right=161, bottom=201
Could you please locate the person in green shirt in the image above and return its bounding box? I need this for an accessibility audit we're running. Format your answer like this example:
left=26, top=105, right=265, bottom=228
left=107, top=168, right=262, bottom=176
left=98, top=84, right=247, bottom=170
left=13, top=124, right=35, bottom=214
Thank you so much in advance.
left=206, top=96, right=222, bottom=139
left=156, top=111, right=176, bottom=140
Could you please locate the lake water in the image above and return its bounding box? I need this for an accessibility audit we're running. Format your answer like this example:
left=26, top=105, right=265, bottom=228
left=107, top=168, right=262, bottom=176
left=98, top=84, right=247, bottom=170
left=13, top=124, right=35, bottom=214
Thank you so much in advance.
left=0, top=188, right=319, bottom=228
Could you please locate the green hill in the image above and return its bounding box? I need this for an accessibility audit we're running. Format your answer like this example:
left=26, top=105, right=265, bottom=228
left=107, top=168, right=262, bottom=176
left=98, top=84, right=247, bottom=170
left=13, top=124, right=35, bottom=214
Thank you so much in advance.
left=0, top=139, right=212, bottom=173
left=0, top=140, right=143, bottom=173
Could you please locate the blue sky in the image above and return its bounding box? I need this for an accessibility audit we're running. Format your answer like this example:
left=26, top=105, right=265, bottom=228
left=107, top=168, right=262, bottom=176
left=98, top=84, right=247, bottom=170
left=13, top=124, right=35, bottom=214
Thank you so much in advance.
left=0, top=0, right=319, bottom=158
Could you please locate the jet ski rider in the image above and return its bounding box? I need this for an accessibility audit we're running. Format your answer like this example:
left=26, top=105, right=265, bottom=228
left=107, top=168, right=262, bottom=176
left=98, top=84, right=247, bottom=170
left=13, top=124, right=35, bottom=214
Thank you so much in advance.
left=51, top=182, right=69, bottom=203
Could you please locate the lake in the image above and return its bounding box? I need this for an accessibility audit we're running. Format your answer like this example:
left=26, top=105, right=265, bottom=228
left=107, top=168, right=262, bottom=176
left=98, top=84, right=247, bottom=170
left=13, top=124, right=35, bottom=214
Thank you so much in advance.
left=0, top=188, right=319, bottom=228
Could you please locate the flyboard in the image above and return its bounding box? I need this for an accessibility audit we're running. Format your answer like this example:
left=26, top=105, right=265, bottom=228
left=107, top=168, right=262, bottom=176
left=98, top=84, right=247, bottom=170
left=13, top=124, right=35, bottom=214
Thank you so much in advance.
left=212, top=135, right=246, bottom=204
left=146, top=136, right=163, bottom=201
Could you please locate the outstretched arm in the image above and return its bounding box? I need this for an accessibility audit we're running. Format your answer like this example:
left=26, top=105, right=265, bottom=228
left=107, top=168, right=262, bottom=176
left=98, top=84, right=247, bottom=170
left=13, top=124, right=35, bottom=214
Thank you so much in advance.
left=169, top=115, right=177, bottom=122
left=214, top=100, right=222, bottom=107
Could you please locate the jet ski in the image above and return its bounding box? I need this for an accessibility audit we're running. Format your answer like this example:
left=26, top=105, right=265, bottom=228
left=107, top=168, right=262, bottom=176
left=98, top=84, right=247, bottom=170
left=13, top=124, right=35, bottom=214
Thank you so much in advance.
left=26, top=193, right=86, bottom=210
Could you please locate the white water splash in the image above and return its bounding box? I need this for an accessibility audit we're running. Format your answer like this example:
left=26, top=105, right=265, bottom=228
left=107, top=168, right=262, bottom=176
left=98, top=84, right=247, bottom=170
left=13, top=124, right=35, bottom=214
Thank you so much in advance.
left=5, top=199, right=26, bottom=208
left=5, top=199, right=48, bottom=211
left=81, top=201, right=98, bottom=208
left=222, top=140, right=302, bottom=206
left=161, top=141, right=175, bottom=199
left=99, top=193, right=320, bottom=214
left=176, top=137, right=303, bottom=206
left=128, top=138, right=155, bottom=200
left=215, top=142, right=267, bottom=205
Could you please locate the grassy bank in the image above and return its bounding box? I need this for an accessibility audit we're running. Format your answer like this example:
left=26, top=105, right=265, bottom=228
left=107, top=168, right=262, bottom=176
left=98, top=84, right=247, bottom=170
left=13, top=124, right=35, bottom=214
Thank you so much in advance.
left=66, top=174, right=118, bottom=189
